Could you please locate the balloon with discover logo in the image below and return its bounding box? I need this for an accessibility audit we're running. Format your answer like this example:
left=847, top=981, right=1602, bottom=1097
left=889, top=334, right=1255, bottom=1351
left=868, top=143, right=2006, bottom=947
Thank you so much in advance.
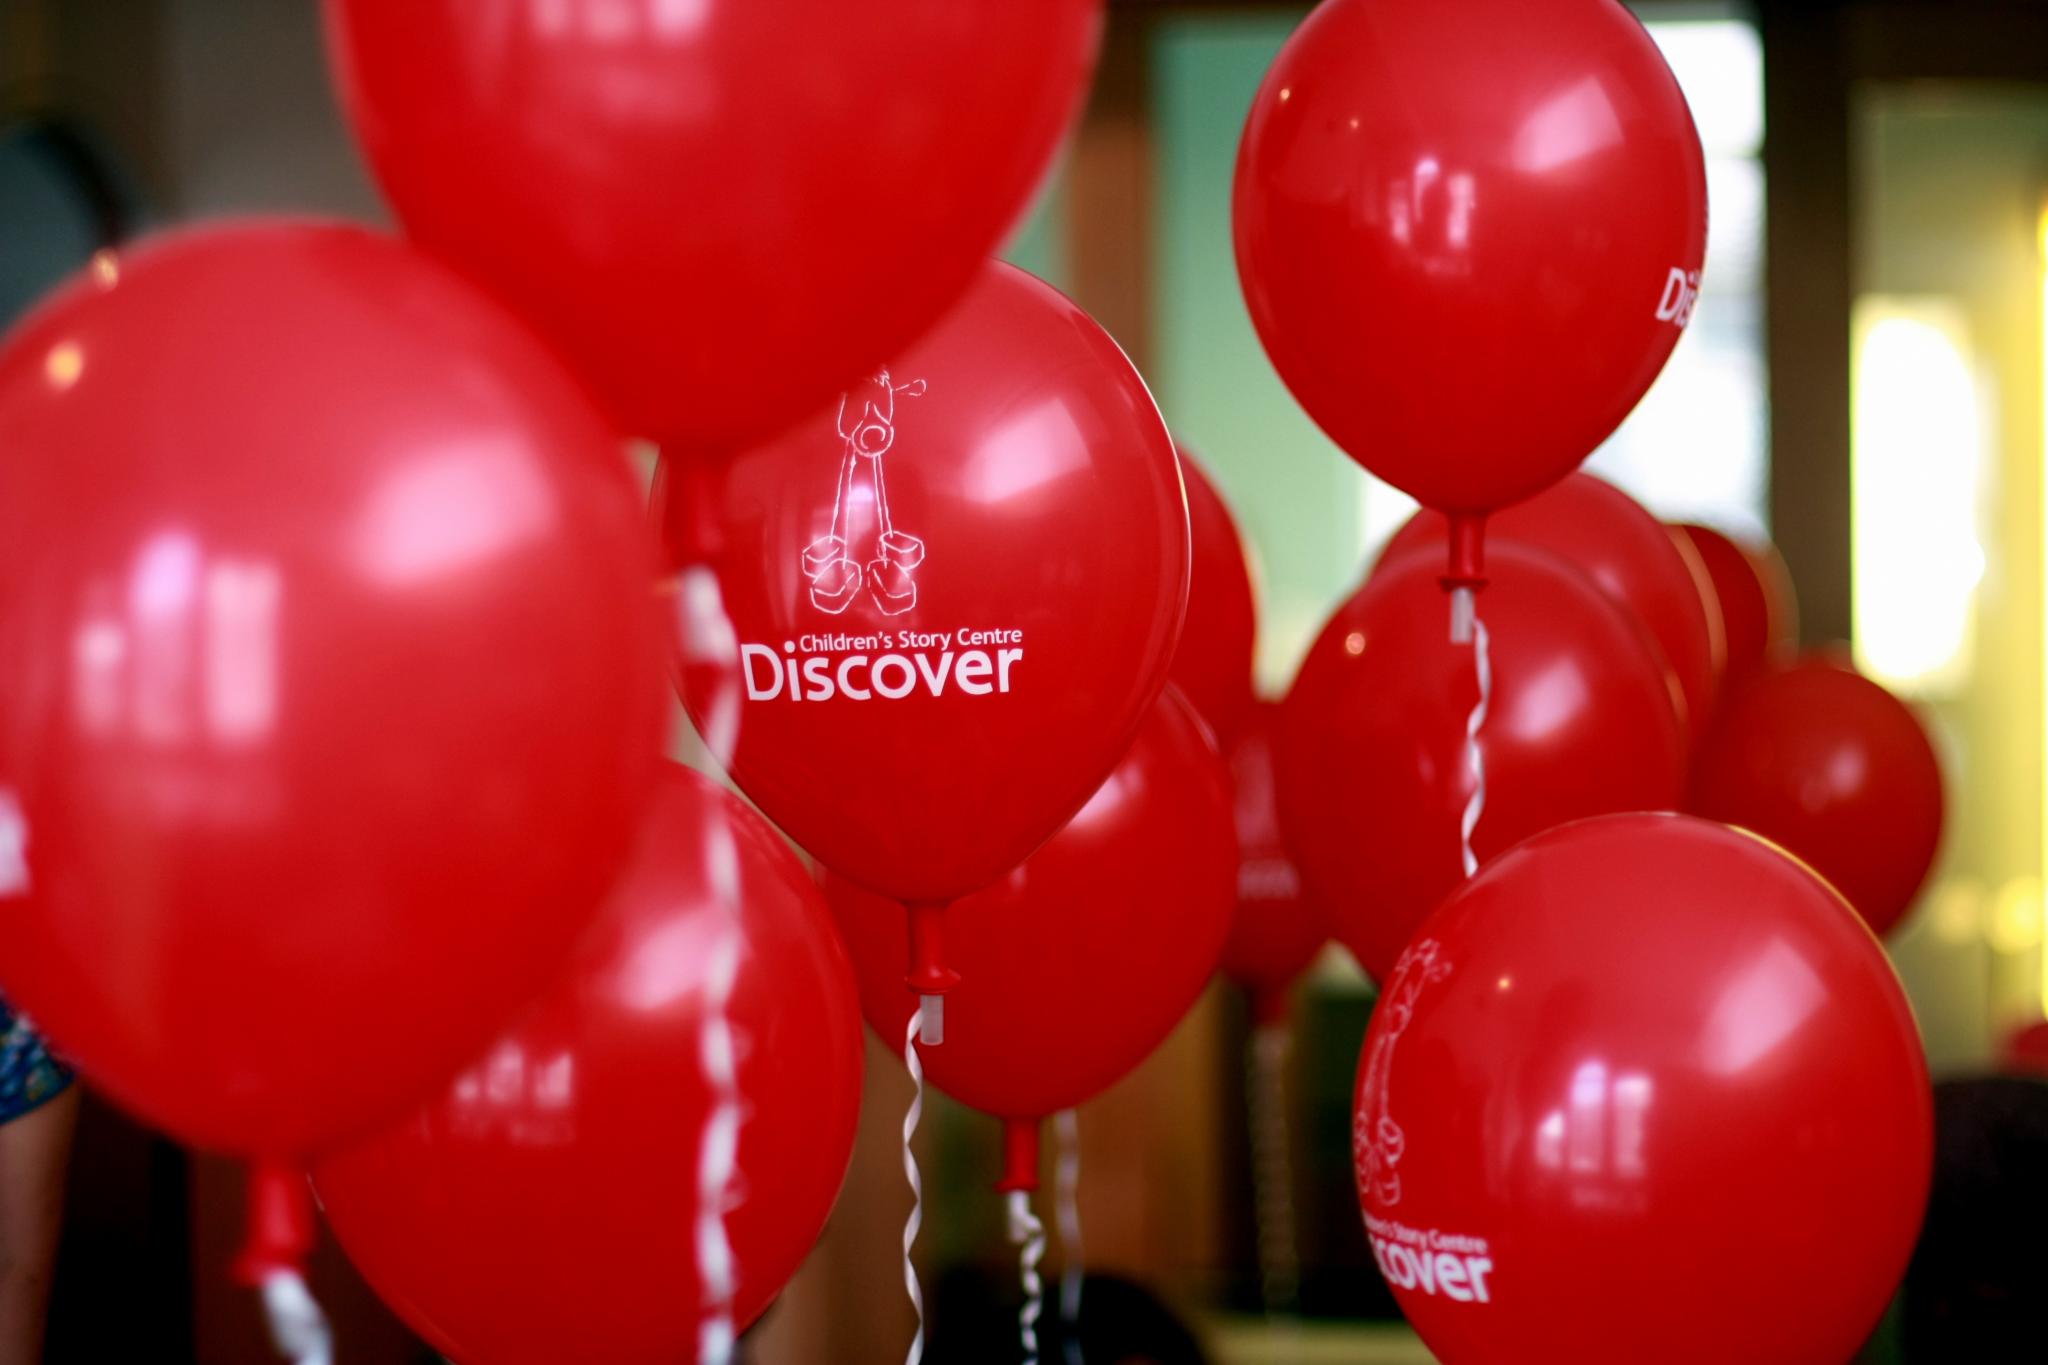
left=1234, top=0, right=1707, bottom=598
left=1354, top=813, right=1932, bottom=1365
left=658, top=259, right=1187, bottom=1038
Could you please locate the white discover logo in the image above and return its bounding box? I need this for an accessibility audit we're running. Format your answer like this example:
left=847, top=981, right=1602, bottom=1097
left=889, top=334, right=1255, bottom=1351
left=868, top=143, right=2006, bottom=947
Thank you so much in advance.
left=741, top=632, right=1024, bottom=702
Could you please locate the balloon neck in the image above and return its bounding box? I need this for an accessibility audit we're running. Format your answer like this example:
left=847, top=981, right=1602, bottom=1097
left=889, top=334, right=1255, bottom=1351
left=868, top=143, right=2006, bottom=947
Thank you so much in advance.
left=906, top=900, right=960, bottom=1046
left=1440, top=513, right=1488, bottom=644
left=230, top=1160, right=315, bottom=1288
left=995, top=1117, right=1042, bottom=1195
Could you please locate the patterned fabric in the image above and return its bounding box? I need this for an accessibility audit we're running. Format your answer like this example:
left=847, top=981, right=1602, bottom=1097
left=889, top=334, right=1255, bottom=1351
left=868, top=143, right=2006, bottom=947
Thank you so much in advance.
left=0, top=994, right=72, bottom=1122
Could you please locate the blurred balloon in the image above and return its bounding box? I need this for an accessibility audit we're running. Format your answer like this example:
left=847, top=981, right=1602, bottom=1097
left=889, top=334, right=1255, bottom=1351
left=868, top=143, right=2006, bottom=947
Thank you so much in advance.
left=1171, top=449, right=1257, bottom=748
left=0, top=222, right=664, bottom=1157
left=1280, top=546, right=1683, bottom=982
left=1234, top=0, right=1706, bottom=588
left=825, top=692, right=1234, bottom=1127
left=2001, top=1020, right=2048, bottom=1078
left=1221, top=703, right=1325, bottom=1023
left=324, top=0, right=1103, bottom=453
left=1357, top=813, right=1931, bottom=1365
left=661, top=261, right=1186, bottom=1016
left=1904, top=1078, right=2048, bottom=1362
left=1689, top=657, right=1943, bottom=937
left=316, top=764, right=863, bottom=1364
left=1380, top=473, right=1718, bottom=737
left=1672, top=522, right=1798, bottom=685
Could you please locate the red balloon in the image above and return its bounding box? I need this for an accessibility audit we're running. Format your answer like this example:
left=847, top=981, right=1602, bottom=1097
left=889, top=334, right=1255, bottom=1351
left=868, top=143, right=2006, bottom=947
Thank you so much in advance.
left=1355, top=813, right=1931, bottom=1365
left=1171, top=449, right=1258, bottom=748
left=0, top=223, right=664, bottom=1157
left=1689, top=657, right=1943, bottom=937
left=2001, top=1020, right=2048, bottom=1078
left=1672, top=522, right=1798, bottom=684
left=316, top=765, right=863, bottom=1364
left=324, top=0, right=1103, bottom=452
left=1221, top=703, right=1326, bottom=1023
left=1381, top=473, right=1721, bottom=737
left=660, top=261, right=1187, bottom=924
left=825, top=692, right=1235, bottom=1126
left=1234, top=0, right=1706, bottom=582
left=1279, top=545, right=1683, bottom=982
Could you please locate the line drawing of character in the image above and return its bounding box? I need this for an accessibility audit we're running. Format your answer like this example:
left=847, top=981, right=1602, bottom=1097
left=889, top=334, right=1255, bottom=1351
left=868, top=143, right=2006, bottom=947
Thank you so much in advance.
left=1355, top=939, right=1452, bottom=1208
left=801, top=369, right=928, bottom=616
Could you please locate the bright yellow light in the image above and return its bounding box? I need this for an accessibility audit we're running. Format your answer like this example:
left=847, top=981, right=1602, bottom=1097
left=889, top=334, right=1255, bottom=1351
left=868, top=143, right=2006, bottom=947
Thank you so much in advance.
left=43, top=343, right=82, bottom=392
left=1987, top=876, right=2043, bottom=954
left=1851, top=299, right=1984, bottom=694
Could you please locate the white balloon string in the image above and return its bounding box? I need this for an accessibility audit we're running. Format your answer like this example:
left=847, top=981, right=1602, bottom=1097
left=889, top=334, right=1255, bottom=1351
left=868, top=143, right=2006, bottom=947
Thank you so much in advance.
left=903, top=1014, right=928, bottom=1365
left=1053, top=1109, right=1084, bottom=1365
left=258, top=1270, right=332, bottom=1365
left=1056, top=1113, right=1089, bottom=1365
left=1006, top=1189, right=1047, bottom=1365
left=1459, top=616, right=1492, bottom=879
left=1247, top=1022, right=1301, bottom=1316
left=679, top=562, right=745, bottom=1365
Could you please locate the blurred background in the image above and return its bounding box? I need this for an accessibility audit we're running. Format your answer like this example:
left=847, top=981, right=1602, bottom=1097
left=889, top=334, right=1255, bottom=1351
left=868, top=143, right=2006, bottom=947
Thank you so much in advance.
left=5, top=0, right=2047, bottom=1360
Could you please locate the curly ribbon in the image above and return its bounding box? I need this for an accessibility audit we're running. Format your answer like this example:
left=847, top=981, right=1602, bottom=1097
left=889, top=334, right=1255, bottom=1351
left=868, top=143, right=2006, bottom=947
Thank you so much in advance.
left=1246, top=1022, right=1301, bottom=1317
left=676, top=563, right=746, bottom=1365
left=1053, top=1109, right=1084, bottom=1365
left=902, top=1013, right=928, bottom=1365
left=1006, top=1189, right=1048, bottom=1365
left=1459, top=615, right=1493, bottom=879
left=258, top=1271, right=332, bottom=1365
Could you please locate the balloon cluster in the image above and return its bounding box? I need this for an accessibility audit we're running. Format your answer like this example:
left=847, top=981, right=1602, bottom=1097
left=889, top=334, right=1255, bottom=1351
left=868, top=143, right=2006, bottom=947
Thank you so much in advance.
left=0, top=0, right=1952, bottom=1362
left=1232, top=1, right=1941, bottom=1361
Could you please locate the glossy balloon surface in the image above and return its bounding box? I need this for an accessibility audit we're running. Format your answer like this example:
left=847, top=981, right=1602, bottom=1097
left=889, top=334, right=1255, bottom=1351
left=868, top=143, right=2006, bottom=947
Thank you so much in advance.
left=317, top=765, right=864, bottom=1364
left=1381, top=473, right=1719, bottom=736
left=1356, top=813, right=1931, bottom=1365
left=1221, top=703, right=1326, bottom=1013
left=1690, top=657, right=1943, bottom=937
left=826, top=692, right=1234, bottom=1120
left=662, top=262, right=1187, bottom=905
left=0, top=222, right=664, bottom=1156
left=1280, top=546, right=1683, bottom=982
left=1234, top=0, right=1707, bottom=514
left=1672, top=522, right=1797, bottom=685
left=325, top=0, right=1103, bottom=451
left=1171, top=449, right=1258, bottom=748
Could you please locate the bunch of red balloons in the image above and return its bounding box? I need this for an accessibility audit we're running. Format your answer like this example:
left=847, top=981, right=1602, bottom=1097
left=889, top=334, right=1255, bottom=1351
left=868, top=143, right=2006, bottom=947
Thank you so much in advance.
left=0, top=0, right=1959, bottom=1362
left=1231, top=2, right=1942, bottom=1361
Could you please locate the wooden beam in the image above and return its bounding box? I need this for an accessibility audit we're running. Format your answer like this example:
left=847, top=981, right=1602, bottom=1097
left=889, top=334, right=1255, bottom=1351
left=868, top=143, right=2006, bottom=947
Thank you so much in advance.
left=1762, top=2, right=1856, bottom=644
